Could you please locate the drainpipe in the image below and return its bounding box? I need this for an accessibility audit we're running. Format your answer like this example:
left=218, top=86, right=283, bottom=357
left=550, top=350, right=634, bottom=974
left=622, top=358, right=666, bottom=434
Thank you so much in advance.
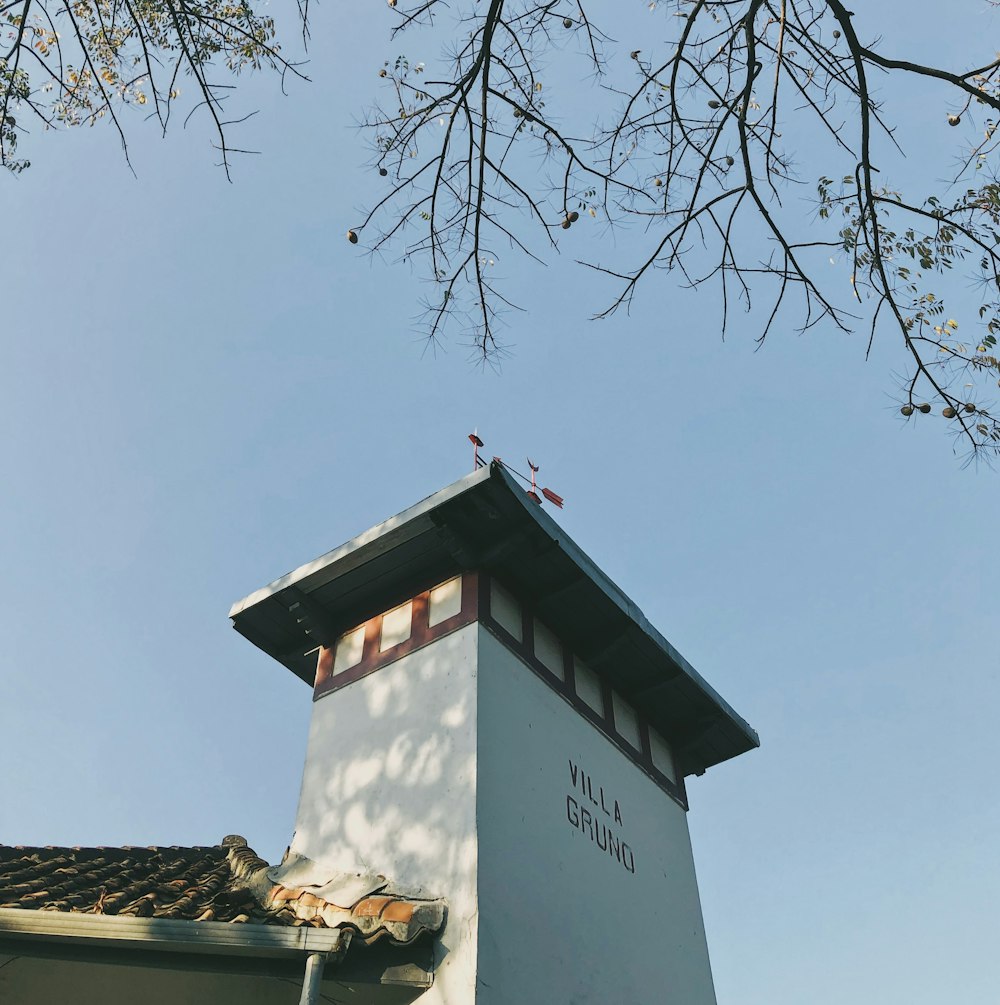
left=298, top=951, right=327, bottom=1005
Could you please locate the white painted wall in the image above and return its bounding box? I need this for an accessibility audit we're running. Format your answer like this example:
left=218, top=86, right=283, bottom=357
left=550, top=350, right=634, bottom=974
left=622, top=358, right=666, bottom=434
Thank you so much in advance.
left=475, top=626, right=718, bottom=1005
left=291, top=624, right=479, bottom=1005
left=292, top=620, right=718, bottom=1005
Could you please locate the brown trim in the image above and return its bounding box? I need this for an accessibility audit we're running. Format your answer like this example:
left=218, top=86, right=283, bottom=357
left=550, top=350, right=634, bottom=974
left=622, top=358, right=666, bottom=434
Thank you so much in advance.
left=363, top=617, right=381, bottom=663
left=309, top=568, right=687, bottom=808
left=313, top=573, right=479, bottom=701
left=412, top=592, right=429, bottom=634
left=479, top=574, right=688, bottom=811
left=601, top=677, right=615, bottom=731
left=563, top=646, right=576, bottom=692
left=478, top=570, right=491, bottom=622
left=521, top=608, right=535, bottom=658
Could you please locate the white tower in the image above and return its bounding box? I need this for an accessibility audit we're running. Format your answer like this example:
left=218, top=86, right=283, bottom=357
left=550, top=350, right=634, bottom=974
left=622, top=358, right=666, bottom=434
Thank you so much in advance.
left=230, top=463, right=758, bottom=1004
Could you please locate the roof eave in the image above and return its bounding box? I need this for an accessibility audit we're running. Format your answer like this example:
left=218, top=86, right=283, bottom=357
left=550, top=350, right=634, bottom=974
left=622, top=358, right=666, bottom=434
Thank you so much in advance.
left=228, top=466, right=495, bottom=620
left=229, top=462, right=759, bottom=773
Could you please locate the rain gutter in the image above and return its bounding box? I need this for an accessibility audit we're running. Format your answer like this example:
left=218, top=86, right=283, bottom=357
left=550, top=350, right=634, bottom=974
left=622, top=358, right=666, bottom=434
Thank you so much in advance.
left=0, top=908, right=350, bottom=961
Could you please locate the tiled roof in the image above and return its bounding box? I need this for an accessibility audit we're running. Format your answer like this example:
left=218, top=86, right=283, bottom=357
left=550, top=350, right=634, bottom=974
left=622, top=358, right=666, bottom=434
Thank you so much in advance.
left=0, top=835, right=444, bottom=946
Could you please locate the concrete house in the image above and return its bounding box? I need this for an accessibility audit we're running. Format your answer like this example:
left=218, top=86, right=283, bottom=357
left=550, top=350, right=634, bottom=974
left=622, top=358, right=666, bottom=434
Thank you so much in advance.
left=0, top=463, right=758, bottom=1004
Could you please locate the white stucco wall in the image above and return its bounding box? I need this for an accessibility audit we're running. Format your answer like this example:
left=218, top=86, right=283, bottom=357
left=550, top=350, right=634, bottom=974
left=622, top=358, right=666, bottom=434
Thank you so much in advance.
left=291, top=624, right=480, bottom=1005
left=475, top=625, right=717, bottom=1005
left=291, top=620, right=717, bottom=1005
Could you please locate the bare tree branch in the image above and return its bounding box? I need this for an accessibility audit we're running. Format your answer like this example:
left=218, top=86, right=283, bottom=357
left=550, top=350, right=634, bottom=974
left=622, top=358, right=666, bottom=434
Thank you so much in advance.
left=353, top=0, right=1000, bottom=458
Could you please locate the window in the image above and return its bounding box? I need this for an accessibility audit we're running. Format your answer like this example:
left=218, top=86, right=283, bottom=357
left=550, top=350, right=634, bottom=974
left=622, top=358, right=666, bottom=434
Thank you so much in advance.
left=428, top=576, right=463, bottom=627
left=533, top=618, right=565, bottom=679
left=333, top=625, right=365, bottom=674
left=490, top=579, right=522, bottom=641
left=613, top=691, right=642, bottom=751
left=650, top=730, right=676, bottom=783
left=574, top=658, right=604, bottom=715
left=379, top=601, right=413, bottom=651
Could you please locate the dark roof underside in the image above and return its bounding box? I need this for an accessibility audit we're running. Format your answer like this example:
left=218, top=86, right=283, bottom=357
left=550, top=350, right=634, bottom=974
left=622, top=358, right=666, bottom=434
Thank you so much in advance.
left=229, top=463, right=759, bottom=776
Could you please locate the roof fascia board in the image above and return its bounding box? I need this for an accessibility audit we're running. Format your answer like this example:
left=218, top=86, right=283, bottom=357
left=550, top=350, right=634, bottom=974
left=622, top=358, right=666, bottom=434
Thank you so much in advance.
left=228, top=467, right=493, bottom=619
left=0, top=908, right=348, bottom=959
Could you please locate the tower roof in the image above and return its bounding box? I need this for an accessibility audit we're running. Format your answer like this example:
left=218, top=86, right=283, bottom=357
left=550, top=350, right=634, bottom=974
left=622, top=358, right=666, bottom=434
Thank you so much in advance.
left=229, top=463, right=758, bottom=776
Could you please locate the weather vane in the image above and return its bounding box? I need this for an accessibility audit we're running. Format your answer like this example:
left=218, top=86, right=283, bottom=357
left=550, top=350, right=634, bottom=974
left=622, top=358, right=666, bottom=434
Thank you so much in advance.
left=469, top=430, right=485, bottom=469
left=467, top=432, right=564, bottom=509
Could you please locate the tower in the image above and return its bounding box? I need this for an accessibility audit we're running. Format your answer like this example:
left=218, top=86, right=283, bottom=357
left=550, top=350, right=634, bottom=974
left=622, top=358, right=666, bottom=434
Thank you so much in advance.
left=229, top=462, right=758, bottom=1004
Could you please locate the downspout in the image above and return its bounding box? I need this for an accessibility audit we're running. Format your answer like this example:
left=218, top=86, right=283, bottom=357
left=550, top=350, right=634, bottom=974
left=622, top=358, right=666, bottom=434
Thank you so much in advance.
left=298, top=951, right=328, bottom=1005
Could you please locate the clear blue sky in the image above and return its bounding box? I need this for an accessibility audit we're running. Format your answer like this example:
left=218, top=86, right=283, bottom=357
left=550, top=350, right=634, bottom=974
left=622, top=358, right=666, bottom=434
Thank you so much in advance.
left=2, top=4, right=998, bottom=1004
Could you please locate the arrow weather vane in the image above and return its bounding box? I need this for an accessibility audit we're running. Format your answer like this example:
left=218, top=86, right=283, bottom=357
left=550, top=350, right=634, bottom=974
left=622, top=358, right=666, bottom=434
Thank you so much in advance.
left=467, top=432, right=564, bottom=509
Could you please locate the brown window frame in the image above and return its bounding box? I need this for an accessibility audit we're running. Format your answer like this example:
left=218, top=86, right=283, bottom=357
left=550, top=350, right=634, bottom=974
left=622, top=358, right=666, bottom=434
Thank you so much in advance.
left=479, top=573, right=687, bottom=810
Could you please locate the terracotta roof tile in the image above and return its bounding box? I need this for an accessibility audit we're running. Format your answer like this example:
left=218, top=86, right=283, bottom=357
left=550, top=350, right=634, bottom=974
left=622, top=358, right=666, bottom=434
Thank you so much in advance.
left=0, top=836, right=444, bottom=946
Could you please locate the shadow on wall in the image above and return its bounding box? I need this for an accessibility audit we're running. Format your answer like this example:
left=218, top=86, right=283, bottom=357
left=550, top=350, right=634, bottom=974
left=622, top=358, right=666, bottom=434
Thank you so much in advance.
left=289, top=626, right=479, bottom=901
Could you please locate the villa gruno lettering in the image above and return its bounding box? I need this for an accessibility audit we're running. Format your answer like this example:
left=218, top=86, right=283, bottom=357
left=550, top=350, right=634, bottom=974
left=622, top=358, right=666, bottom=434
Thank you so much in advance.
left=565, top=760, right=636, bottom=875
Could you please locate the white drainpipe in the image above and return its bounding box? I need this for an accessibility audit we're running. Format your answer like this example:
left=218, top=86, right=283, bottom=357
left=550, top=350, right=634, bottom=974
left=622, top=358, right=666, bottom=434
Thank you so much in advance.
left=298, top=951, right=328, bottom=1005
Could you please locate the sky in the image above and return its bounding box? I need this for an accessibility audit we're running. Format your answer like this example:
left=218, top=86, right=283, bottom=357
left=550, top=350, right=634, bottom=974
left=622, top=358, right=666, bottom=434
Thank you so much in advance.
left=2, top=3, right=998, bottom=1004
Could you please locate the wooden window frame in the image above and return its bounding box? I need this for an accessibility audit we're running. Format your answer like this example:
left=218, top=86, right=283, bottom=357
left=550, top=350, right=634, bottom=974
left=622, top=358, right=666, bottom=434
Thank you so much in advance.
left=313, top=573, right=479, bottom=701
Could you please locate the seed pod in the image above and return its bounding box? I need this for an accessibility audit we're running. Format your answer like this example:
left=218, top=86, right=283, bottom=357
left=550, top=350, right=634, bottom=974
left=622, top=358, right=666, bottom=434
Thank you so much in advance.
left=964, top=402, right=976, bottom=413
left=347, top=230, right=359, bottom=244
left=948, top=114, right=961, bottom=126
left=654, top=178, right=663, bottom=187
left=918, top=403, right=931, bottom=413
left=379, top=69, right=387, bottom=77
left=563, top=17, right=573, bottom=28
left=942, top=406, right=957, bottom=418
left=708, top=99, right=721, bottom=109
left=725, top=155, right=735, bottom=167
left=561, top=219, right=571, bottom=229
left=832, top=29, right=841, bottom=38
left=379, top=167, right=388, bottom=176
left=900, top=404, right=914, bottom=416
left=567, top=211, right=579, bottom=223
